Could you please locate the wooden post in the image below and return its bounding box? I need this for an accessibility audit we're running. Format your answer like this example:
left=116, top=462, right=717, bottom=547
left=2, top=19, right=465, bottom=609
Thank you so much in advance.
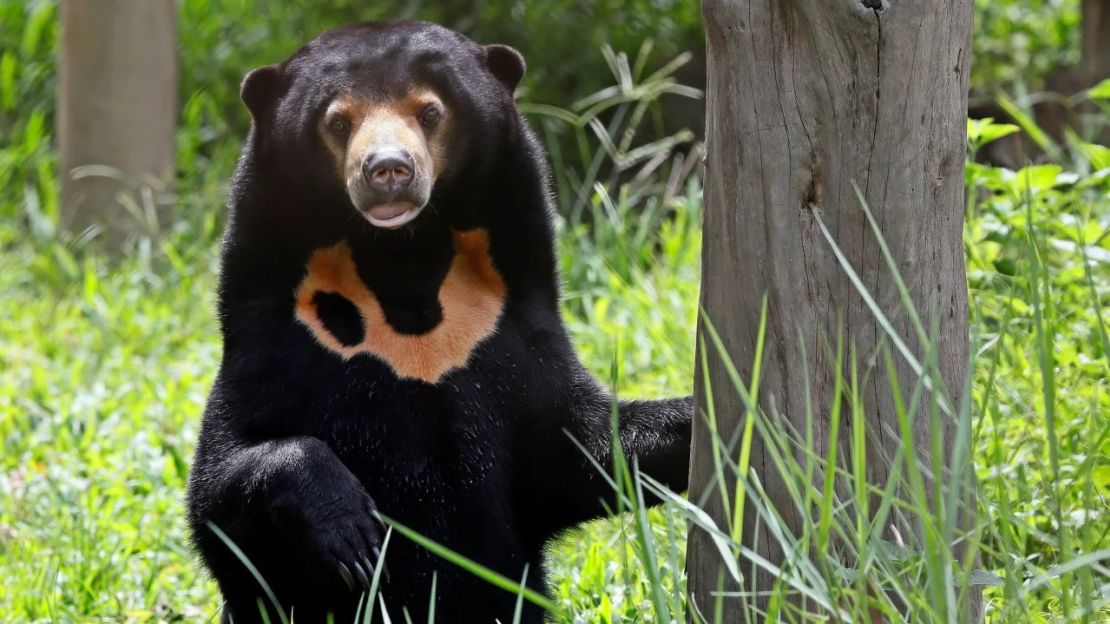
left=688, top=0, right=978, bottom=620
left=1083, top=0, right=1110, bottom=82
left=58, top=0, right=177, bottom=245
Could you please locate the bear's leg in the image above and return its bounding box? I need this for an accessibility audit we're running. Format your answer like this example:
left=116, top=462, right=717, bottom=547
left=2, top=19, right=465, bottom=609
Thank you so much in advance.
left=189, top=435, right=384, bottom=622
left=611, top=396, right=694, bottom=494
left=517, top=394, right=693, bottom=534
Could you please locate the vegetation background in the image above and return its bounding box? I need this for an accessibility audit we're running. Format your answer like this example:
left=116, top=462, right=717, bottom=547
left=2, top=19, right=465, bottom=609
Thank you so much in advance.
left=0, top=0, right=1108, bottom=622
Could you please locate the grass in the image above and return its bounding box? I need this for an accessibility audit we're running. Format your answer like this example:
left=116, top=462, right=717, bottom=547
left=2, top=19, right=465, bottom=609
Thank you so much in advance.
left=0, top=159, right=698, bottom=622
left=3, top=112, right=1109, bottom=621
left=1, top=12, right=1110, bottom=624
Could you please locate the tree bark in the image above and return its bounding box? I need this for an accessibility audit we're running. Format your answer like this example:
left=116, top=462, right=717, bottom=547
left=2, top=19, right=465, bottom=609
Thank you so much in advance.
left=1083, top=0, right=1110, bottom=82
left=58, top=0, right=176, bottom=245
left=688, top=0, right=978, bottom=620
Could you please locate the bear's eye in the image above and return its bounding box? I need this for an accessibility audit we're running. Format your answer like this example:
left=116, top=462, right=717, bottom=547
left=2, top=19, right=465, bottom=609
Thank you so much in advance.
left=419, top=105, right=441, bottom=128
left=327, top=116, right=350, bottom=139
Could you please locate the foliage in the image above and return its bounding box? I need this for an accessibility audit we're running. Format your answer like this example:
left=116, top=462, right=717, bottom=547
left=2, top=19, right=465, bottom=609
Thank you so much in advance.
left=972, top=0, right=1081, bottom=91
left=3, top=0, right=1087, bottom=226
left=3, top=108, right=1110, bottom=623
left=965, top=116, right=1110, bottom=623
left=0, top=0, right=59, bottom=236
left=1, top=1, right=1109, bottom=623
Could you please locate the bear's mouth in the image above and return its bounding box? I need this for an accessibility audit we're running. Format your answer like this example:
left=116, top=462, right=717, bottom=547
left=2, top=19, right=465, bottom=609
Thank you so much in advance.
left=362, top=202, right=423, bottom=229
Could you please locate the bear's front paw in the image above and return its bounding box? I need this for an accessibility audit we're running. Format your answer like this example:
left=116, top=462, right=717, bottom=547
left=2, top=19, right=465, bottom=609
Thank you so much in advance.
left=272, top=488, right=387, bottom=593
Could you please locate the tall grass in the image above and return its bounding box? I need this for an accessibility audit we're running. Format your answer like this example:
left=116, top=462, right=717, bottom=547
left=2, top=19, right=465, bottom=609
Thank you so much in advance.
left=1, top=28, right=1109, bottom=624
left=548, top=90, right=1110, bottom=623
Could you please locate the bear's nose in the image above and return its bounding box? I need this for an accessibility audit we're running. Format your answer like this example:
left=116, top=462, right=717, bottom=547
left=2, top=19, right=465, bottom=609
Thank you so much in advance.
left=362, top=149, right=415, bottom=195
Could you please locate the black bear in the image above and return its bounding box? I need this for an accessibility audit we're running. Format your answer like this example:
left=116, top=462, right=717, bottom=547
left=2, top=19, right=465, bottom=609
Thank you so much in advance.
left=186, top=20, right=692, bottom=624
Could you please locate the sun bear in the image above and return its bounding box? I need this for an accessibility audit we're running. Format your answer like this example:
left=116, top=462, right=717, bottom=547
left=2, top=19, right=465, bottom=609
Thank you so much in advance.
left=186, top=20, right=693, bottom=624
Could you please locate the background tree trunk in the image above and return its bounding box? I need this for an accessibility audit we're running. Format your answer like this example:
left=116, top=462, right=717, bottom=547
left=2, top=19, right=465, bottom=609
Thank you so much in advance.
left=1083, top=0, right=1110, bottom=82
left=977, top=0, right=1110, bottom=165
left=58, top=0, right=176, bottom=245
left=688, top=0, right=978, bottom=620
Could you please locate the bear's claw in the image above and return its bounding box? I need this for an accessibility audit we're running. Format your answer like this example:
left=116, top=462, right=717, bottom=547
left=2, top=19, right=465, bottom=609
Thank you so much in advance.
left=337, top=561, right=356, bottom=591
left=352, top=558, right=372, bottom=591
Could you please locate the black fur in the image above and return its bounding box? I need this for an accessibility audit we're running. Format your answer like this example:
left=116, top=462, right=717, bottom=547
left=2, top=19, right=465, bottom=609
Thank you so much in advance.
left=186, top=20, right=692, bottom=624
left=312, top=292, right=364, bottom=345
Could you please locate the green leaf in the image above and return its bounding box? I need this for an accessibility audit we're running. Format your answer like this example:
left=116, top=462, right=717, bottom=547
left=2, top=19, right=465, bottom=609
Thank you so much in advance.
left=0, top=52, right=15, bottom=112
left=1078, top=142, right=1110, bottom=171
left=998, top=94, right=1053, bottom=152
left=968, top=117, right=1020, bottom=148
left=966, top=161, right=1009, bottom=190
left=1013, top=164, right=1063, bottom=193
left=1089, top=77, right=1110, bottom=100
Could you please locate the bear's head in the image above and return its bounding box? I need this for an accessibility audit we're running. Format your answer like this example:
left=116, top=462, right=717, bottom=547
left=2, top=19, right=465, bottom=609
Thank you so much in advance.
left=239, top=21, right=527, bottom=232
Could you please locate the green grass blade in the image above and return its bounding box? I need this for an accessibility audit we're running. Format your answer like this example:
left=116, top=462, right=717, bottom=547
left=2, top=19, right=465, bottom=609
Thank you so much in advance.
left=376, top=514, right=556, bottom=613
left=205, top=522, right=289, bottom=624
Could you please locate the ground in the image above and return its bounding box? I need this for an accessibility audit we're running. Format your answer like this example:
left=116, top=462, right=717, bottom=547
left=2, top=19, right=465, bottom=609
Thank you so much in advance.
left=2, top=144, right=1109, bottom=621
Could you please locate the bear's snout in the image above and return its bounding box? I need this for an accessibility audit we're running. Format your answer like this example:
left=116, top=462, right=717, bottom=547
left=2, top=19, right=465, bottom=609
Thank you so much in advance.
left=324, top=93, right=442, bottom=230
left=362, top=149, right=415, bottom=196
left=352, top=144, right=427, bottom=228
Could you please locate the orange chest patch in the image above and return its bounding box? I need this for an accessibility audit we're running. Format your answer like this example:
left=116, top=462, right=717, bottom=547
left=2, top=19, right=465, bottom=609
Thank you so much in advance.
left=294, top=229, right=507, bottom=383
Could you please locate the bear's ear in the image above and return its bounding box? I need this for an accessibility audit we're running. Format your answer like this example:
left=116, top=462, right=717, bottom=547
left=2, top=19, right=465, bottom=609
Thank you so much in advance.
left=483, top=44, right=526, bottom=91
left=240, top=63, right=283, bottom=119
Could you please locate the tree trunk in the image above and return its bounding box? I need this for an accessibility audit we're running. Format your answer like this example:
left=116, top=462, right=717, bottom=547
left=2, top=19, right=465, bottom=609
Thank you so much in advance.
left=1083, top=0, right=1110, bottom=82
left=1031, top=0, right=1110, bottom=153
left=58, top=0, right=176, bottom=245
left=688, top=0, right=978, bottom=620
